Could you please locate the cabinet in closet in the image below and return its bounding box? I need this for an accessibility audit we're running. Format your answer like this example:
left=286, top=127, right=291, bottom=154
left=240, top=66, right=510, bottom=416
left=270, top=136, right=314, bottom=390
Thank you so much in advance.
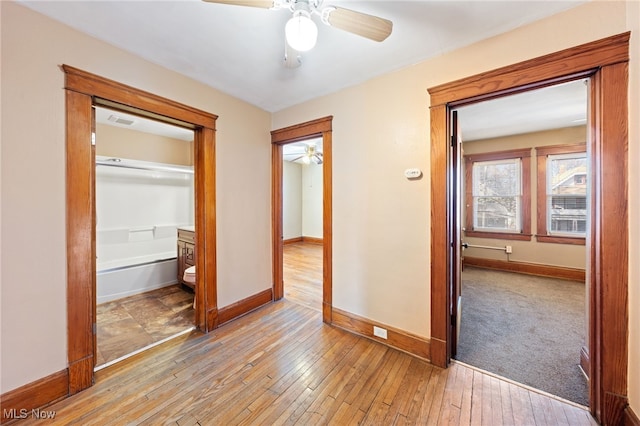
left=177, top=227, right=195, bottom=289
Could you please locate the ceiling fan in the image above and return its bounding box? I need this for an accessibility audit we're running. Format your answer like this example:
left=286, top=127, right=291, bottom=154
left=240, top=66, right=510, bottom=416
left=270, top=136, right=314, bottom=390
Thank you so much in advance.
left=284, top=143, right=323, bottom=165
left=202, top=0, right=393, bottom=53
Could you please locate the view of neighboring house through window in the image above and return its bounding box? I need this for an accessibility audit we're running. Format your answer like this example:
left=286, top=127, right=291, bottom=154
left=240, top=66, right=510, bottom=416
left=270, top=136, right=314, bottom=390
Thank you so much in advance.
left=535, top=143, right=587, bottom=244
left=472, top=158, right=522, bottom=232
left=547, top=153, right=588, bottom=235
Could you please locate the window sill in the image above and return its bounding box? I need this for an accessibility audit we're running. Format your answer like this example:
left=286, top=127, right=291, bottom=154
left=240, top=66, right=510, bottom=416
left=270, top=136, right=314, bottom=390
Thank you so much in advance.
left=535, top=235, right=586, bottom=245
left=464, top=231, right=532, bottom=241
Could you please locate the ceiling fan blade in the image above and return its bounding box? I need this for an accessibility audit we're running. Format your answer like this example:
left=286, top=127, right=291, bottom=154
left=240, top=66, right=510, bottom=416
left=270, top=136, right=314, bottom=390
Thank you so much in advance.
left=313, top=154, right=323, bottom=165
left=289, top=155, right=305, bottom=162
left=201, top=0, right=275, bottom=9
left=326, top=7, right=392, bottom=42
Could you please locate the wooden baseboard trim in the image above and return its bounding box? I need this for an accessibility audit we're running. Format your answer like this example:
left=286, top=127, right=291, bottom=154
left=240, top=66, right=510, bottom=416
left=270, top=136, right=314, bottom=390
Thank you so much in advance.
left=283, top=237, right=303, bottom=245
left=0, top=369, right=68, bottom=424
left=580, top=346, right=590, bottom=379
left=217, top=288, right=273, bottom=326
left=283, top=237, right=323, bottom=245
left=302, top=236, right=323, bottom=245
left=604, top=392, right=629, bottom=426
left=463, top=256, right=585, bottom=281
left=332, top=307, right=430, bottom=361
left=625, top=405, right=640, bottom=426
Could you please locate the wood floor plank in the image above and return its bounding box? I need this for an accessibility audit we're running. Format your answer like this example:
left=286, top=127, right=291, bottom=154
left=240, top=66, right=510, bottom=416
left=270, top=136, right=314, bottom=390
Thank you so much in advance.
left=499, top=379, right=515, bottom=425
left=423, top=363, right=450, bottom=424
left=458, top=364, right=474, bottom=425
left=437, top=360, right=462, bottom=425
left=404, top=361, right=434, bottom=423
left=509, top=379, right=537, bottom=425
left=469, top=370, right=484, bottom=426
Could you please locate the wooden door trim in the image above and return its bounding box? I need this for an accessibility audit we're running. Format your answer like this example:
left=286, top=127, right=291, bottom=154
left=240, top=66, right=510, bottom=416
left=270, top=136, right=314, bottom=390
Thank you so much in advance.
left=63, top=65, right=218, bottom=394
left=271, top=116, right=333, bottom=323
left=428, top=32, right=629, bottom=425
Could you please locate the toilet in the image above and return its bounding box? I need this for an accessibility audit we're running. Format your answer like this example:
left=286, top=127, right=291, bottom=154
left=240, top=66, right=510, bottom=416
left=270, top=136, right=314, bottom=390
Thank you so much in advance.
left=183, top=266, right=196, bottom=308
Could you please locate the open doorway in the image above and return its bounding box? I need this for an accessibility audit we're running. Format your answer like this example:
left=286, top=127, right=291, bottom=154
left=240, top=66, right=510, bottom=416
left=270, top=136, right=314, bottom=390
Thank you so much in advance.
left=427, top=33, right=630, bottom=424
left=281, top=138, right=324, bottom=311
left=271, top=116, right=333, bottom=324
left=93, top=107, right=196, bottom=369
left=64, top=65, right=218, bottom=395
left=453, top=80, right=589, bottom=405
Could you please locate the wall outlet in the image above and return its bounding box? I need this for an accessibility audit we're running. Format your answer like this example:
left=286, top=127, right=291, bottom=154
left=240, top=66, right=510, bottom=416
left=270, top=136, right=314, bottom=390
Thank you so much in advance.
left=505, top=245, right=513, bottom=254
left=373, top=326, right=388, bottom=339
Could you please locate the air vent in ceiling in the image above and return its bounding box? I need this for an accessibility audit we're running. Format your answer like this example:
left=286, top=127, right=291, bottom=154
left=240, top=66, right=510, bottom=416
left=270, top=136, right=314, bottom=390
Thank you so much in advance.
left=107, top=114, right=135, bottom=126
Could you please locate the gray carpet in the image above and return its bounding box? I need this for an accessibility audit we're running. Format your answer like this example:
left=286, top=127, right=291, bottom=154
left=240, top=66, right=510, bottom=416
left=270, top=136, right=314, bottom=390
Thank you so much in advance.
left=456, top=266, right=588, bottom=406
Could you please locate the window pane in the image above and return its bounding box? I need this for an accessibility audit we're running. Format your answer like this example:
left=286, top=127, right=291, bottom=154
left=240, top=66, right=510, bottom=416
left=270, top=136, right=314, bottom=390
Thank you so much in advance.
left=472, top=158, right=522, bottom=232
left=473, top=159, right=521, bottom=197
left=547, top=154, right=587, bottom=235
left=474, top=196, right=521, bottom=231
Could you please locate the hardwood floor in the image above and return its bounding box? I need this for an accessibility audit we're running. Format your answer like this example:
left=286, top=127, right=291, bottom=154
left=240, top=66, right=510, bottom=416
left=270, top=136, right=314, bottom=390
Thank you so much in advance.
left=19, top=244, right=594, bottom=424
left=96, top=284, right=195, bottom=367
left=284, top=241, right=323, bottom=311
left=20, top=298, right=595, bottom=425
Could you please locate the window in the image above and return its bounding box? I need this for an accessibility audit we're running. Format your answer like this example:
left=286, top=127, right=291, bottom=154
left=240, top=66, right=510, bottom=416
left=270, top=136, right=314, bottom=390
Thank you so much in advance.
left=464, top=148, right=531, bottom=240
left=472, top=158, right=522, bottom=232
left=536, top=144, right=587, bottom=244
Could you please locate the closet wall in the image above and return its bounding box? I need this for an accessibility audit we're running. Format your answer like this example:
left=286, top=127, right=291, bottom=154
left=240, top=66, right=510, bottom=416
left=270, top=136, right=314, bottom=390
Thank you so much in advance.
left=95, top=120, right=194, bottom=303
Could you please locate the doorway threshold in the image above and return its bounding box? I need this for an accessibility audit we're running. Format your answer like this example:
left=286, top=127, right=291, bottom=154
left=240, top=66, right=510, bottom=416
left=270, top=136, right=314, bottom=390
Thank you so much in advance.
left=94, top=326, right=196, bottom=372
left=451, top=359, right=589, bottom=410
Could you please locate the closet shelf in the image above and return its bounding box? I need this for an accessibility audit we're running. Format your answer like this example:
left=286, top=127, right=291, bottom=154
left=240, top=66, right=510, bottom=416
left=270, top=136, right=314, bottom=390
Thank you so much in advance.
left=96, top=156, right=193, bottom=174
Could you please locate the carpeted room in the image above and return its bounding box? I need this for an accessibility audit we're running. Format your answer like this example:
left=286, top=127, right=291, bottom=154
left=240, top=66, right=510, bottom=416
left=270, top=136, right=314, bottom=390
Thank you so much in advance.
left=454, top=82, right=590, bottom=406
left=456, top=266, right=588, bottom=406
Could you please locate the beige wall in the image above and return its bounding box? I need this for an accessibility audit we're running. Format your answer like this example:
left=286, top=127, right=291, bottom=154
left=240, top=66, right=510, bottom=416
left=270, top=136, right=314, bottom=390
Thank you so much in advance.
left=462, top=126, right=587, bottom=269
left=272, top=0, right=638, bottom=411
left=282, top=162, right=323, bottom=240
left=283, top=161, right=302, bottom=240
left=302, top=164, right=323, bottom=239
left=96, top=123, right=193, bottom=166
left=1, top=0, right=638, bottom=414
left=0, top=2, right=271, bottom=393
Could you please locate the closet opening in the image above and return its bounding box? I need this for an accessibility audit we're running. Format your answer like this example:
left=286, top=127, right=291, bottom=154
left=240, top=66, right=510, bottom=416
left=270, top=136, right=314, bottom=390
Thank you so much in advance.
left=93, top=106, right=197, bottom=370
left=64, top=64, right=218, bottom=394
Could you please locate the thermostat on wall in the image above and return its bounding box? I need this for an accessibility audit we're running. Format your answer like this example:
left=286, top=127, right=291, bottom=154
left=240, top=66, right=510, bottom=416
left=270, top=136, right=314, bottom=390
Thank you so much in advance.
left=404, top=168, right=422, bottom=179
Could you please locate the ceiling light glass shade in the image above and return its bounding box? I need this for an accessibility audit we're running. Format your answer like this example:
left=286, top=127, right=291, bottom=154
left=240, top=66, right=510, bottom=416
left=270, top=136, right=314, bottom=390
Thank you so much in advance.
left=285, top=12, right=318, bottom=52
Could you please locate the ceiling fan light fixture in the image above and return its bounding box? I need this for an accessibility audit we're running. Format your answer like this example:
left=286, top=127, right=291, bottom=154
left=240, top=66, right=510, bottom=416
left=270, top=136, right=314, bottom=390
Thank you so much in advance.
left=285, top=10, right=317, bottom=52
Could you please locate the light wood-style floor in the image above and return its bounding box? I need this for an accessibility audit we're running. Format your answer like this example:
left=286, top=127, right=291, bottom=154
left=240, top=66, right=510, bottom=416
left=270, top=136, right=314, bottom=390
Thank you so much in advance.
left=24, top=243, right=595, bottom=425
left=22, top=299, right=595, bottom=425
left=284, top=241, right=323, bottom=311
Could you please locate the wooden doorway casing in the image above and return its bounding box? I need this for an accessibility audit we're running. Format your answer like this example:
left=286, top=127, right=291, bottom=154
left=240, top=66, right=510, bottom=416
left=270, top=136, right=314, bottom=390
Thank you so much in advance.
left=428, top=33, right=629, bottom=425
left=64, top=65, right=218, bottom=394
left=271, top=117, right=333, bottom=323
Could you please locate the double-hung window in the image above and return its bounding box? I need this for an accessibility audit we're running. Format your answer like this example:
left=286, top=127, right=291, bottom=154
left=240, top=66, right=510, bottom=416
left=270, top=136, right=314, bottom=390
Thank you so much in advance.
left=472, top=158, right=522, bottom=232
left=536, top=144, right=587, bottom=244
left=464, top=149, right=531, bottom=240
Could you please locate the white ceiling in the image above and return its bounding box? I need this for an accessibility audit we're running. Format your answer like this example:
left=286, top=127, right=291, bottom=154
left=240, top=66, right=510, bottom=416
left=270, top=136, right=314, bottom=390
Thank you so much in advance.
left=457, top=79, right=588, bottom=141
left=95, top=106, right=195, bottom=141
left=20, top=0, right=586, bottom=115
